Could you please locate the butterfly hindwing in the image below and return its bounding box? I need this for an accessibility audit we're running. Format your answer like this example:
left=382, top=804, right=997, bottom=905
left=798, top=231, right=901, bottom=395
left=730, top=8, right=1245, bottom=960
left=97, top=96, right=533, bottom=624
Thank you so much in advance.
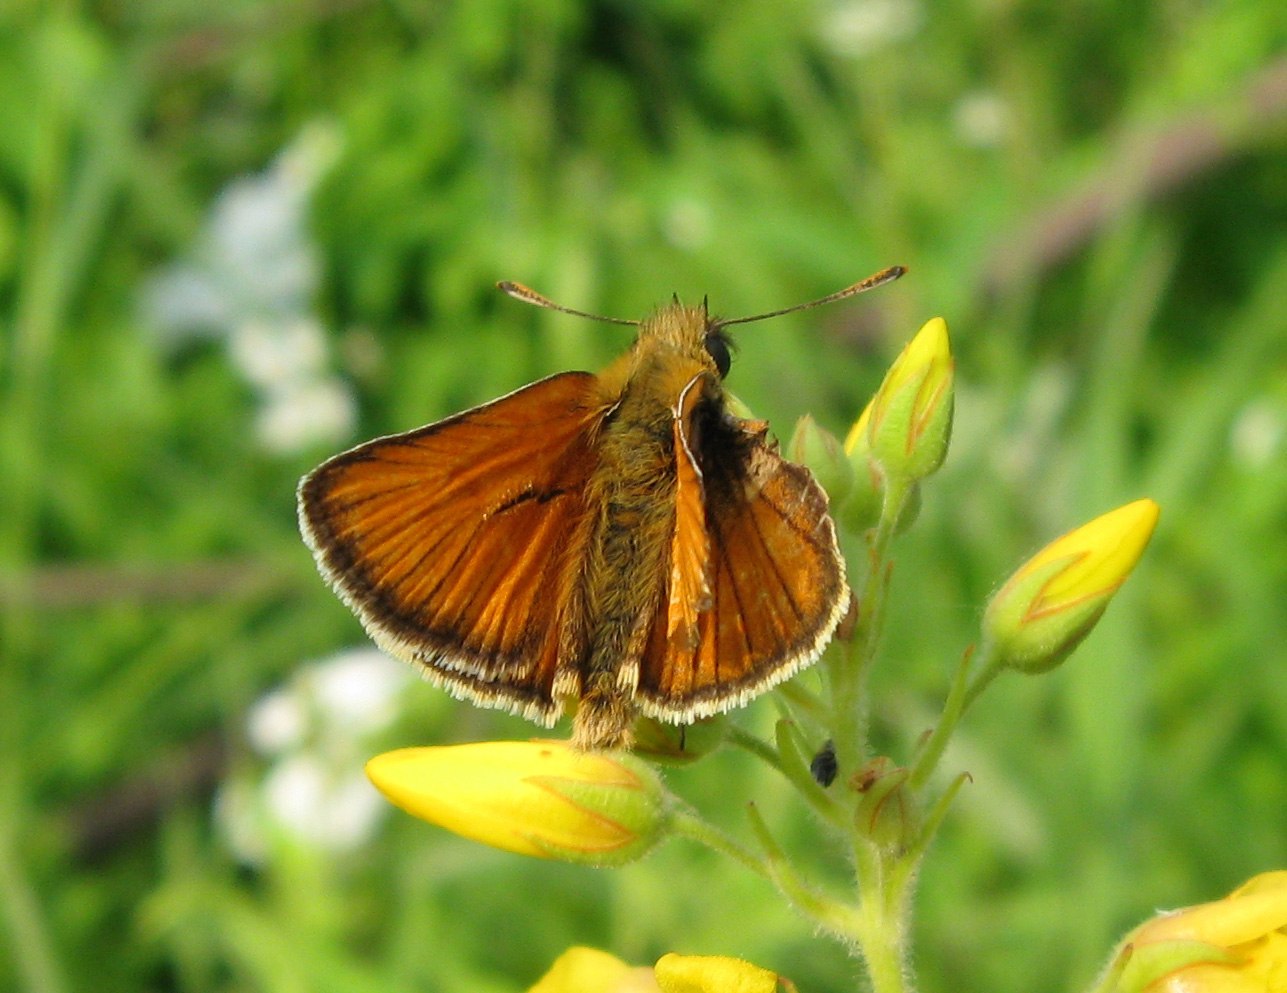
left=298, top=371, right=611, bottom=723
left=638, top=389, right=849, bottom=720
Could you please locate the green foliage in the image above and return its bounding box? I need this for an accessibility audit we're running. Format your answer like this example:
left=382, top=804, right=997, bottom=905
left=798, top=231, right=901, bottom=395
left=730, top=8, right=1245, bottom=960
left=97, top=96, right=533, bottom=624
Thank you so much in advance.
left=1, top=1, right=1283, bottom=992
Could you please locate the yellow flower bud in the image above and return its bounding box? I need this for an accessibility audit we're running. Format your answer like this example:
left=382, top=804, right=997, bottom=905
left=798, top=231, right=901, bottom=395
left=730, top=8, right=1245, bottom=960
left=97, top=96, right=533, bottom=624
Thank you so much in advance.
left=866, top=317, right=954, bottom=483
left=528, top=947, right=660, bottom=993
left=654, top=953, right=782, bottom=993
left=843, top=398, right=873, bottom=456
left=366, top=741, right=668, bottom=865
left=984, top=499, right=1160, bottom=673
left=526, top=949, right=786, bottom=993
left=1103, top=871, right=1287, bottom=993
left=789, top=414, right=854, bottom=504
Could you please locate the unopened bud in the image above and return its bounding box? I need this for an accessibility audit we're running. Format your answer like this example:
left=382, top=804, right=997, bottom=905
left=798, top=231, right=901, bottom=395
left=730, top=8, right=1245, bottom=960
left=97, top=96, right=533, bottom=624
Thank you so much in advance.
left=867, top=317, right=954, bottom=483
left=789, top=414, right=854, bottom=504
left=366, top=740, right=669, bottom=866
left=851, top=756, right=913, bottom=851
left=984, top=500, right=1159, bottom=674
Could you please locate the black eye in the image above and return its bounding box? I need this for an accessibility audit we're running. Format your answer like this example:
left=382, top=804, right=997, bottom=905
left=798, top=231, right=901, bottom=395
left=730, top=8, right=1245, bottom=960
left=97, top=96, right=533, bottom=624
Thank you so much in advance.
left=704, top=332, right=731, bottom=378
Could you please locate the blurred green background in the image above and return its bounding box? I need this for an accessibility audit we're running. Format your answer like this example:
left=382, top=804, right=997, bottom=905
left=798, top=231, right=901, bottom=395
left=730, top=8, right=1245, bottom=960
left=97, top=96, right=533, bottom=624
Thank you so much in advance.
left=2, top=1, right=1284, bottom=991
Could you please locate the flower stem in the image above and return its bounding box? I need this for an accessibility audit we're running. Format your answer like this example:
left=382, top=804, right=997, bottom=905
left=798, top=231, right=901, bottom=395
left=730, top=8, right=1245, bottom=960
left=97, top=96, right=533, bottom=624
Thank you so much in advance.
left=851, top=840, right=914, bottom=993
left=830, top=477, right=909, bottom=780
left=746, top=804, right=861, bottom=940
left=961, top=645, right=1006, bottom=713
left=668, top=808, right=771, bottom=882
left=727, top=726, right=786, bottom=775
left=814, top=478, right=920, bottom=991
left=908, top=644, right=976, bottom=790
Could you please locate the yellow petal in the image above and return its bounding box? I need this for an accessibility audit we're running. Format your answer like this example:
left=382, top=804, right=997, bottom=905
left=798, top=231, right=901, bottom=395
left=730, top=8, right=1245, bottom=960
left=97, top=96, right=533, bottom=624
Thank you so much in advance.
left=1135, top=872, right=1287, bottom=948
left=877, top=317, right=950, bottom=401
left=528, top=947, right=659, bottom=993
left=844, top=398, right=874, bottom=455
left=1023, top=500, right=1161, bottom=607
left=1112, top=871, right=1287, bottom=993
left=654, top=953, right=779, bottom=993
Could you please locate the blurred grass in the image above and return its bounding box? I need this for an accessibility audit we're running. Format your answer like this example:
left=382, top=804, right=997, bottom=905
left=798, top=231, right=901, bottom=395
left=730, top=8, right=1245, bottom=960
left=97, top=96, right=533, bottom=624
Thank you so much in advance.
left=1, top=1, right=1284, bottom=991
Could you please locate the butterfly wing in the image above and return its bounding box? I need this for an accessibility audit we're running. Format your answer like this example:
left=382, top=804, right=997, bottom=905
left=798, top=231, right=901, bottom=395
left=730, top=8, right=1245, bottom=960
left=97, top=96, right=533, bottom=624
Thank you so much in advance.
left=637, top=380, right=849, bottom=720
left=298, top=372, right=611, bottom=724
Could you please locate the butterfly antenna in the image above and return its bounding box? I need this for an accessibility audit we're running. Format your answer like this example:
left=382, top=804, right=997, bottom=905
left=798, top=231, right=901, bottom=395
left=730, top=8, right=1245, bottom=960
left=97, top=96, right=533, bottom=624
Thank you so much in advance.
left=497, top=281, right=640, bottom=326
left=718, top=265, right=906, bottom=328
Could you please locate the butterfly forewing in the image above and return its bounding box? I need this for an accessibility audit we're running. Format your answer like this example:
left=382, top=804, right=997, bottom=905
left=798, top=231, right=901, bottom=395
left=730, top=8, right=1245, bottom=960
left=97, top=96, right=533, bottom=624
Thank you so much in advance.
left=665, top=375, right=714, bottom=653
left=638, top=402, right=848, bottom=720
left=298, top=371, right=610, bottom=722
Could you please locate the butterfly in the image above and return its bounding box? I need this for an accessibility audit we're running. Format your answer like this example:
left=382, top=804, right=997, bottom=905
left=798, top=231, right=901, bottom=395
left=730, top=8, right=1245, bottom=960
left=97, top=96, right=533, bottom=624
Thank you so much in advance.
left=298, top=266, right=904, bottom=749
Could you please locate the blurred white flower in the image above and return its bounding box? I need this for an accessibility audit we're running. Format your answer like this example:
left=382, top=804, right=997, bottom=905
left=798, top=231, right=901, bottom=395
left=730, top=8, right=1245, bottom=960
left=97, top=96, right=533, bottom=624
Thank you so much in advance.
left=205, top=170, right=317, bottom=321
left=953, top=91, right=1009, bottom=148
left=246, top=684, right=309, bottom=756
left=141, top=122, right=355, bottom=456
left=307, top=647, right=411, bottom=736
left=217, top=647, right=413, bottom=862
left=145, top=124, right=339, bottom=340
left=229, top=316, right=330, bottom=391
left=142, top=267, right=234, bottom=339
left=823, top=0, right=922, bottom=58
left=262, top=755, right=386, bottom=852
left=255, top=377, right=356, bottom=453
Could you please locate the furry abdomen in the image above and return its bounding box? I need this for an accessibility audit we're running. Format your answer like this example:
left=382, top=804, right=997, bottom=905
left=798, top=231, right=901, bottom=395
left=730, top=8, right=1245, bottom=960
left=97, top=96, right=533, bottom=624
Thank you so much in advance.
left=569, top=343, right=720, bottom=747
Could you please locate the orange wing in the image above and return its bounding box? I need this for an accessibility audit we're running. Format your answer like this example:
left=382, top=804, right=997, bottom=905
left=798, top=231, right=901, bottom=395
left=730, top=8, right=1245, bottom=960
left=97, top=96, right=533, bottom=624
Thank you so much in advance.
left=298, top=372, right=612, bottom=725
left=637, top=390, right=849, bottom=722
left=664, top=375, right=713, bottom=654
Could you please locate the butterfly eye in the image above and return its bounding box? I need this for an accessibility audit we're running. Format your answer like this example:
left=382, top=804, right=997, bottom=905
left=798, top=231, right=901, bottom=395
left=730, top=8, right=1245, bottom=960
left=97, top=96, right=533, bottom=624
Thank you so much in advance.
left=704, top=331, right=732, bottom=378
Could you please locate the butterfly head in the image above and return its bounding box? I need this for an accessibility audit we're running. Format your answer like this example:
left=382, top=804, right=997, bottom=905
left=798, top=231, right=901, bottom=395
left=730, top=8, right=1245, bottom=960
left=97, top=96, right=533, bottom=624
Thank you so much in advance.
left=637, top=299, right=735, bottom=382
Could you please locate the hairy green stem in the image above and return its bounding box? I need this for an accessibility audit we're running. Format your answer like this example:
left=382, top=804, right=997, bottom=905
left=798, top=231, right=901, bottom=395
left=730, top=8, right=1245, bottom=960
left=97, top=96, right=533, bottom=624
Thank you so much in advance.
left=908, top=644, right=977, bottom=790
left=668, top=808, right=772, bottom=882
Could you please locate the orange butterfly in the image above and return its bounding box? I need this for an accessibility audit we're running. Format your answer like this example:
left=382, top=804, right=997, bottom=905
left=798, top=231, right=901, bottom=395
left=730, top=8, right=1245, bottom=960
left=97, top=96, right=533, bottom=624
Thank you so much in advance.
left=298, top=267, right=904, bottom=749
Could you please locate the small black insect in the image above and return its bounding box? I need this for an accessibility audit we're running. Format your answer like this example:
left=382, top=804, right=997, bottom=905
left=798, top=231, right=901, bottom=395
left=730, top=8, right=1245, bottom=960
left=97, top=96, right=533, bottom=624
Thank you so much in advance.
left=810, top=739, right=838, bottom=787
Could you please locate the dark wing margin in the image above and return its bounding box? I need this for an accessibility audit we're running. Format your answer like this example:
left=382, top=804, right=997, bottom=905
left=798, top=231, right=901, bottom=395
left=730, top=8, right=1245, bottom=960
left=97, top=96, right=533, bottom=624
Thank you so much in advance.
left=298, top=371, right=610, bottom=725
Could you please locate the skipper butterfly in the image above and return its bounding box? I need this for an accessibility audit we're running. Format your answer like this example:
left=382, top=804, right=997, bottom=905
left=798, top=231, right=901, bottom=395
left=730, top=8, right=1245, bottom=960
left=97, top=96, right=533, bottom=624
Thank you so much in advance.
left=299, top=267, right=903, bottom=749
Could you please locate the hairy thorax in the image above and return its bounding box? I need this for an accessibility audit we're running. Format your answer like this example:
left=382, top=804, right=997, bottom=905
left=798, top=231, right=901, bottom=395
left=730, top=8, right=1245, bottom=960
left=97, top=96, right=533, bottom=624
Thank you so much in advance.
left=575, top=344, right=714, bottom=699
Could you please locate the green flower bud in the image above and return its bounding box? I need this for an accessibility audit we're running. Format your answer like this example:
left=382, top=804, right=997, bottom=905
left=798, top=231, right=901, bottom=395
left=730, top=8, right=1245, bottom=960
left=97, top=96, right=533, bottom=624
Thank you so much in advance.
left=789, top=414, right=854, bottom=504
left=631, top=717, right=728, bottom=765
left=851, top=757, right=914, bottom=852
